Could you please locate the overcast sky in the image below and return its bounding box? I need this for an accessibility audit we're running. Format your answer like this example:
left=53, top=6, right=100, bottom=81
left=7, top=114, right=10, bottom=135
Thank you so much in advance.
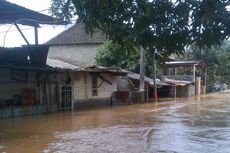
left=0, top=0, right=69, bottom=47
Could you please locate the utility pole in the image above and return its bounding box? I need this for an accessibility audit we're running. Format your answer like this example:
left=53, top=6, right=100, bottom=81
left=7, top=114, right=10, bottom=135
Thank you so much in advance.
left=140, top=47, right=146, bottom=102
left=153, top=48, right=158, bottom=102
left=140, top=47, right=146, bottom=91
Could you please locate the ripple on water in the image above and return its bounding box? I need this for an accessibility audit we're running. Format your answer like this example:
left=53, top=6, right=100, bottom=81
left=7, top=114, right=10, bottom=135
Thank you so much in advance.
left=45, top=125, right=156, bottom=153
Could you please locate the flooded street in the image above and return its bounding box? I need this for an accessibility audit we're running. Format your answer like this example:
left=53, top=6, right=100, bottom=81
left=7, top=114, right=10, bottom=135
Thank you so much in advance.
left=1, top=92, right=230, bottom=153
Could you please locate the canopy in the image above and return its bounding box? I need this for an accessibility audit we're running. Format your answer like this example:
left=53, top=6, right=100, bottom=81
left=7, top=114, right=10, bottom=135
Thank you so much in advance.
left=0, top=0, right=67, bottom=26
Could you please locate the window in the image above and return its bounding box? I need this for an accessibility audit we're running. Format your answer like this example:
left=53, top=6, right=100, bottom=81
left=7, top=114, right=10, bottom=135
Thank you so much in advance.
left=91, top=74, right=98, bottom=96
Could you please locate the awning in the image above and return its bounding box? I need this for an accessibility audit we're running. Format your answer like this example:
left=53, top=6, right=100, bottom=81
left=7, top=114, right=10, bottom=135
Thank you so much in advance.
left=0, top=0, right=67, bottom=26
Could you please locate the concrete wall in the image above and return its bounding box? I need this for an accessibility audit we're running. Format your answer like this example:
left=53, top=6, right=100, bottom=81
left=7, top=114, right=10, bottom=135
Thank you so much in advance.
left=0, top=68, right=61, bottom=118
left=0, top=68, right=39, bottom=101
left=73, top=72, right=118, bottom=102
left=48, top=44, right=100, bottom=67
left=173, top=84, right=195, bottom=97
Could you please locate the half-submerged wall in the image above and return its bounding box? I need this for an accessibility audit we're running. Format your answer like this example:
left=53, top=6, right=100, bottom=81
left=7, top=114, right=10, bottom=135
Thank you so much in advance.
left=0, top=68, right=59, bottom=118
left=73, top=72, right=119, bottom=108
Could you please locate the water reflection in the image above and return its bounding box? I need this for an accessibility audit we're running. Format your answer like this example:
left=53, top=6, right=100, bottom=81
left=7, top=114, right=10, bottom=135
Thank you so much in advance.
left=1, top=92, right=230, bottom=153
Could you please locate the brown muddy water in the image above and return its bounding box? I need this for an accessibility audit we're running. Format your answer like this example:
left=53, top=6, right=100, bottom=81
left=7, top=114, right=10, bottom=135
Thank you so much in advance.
left=1, top=92, right=230, bottom=153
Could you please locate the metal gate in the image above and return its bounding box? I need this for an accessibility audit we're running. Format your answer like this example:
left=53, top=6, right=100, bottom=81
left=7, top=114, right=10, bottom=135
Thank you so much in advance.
left=60, top=85, right=72, bottom=110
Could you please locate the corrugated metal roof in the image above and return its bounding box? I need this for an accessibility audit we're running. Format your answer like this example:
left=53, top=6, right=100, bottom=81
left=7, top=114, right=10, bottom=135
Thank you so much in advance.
left=162, top=78, right=193, bottom=86
left=84, top=65, right=127, bottom=75
left=46, top=60, right=126, bottom=75
left=0, top=45, right=49, bottom=66
left=47, top=58, right=81, bottom=70
left=165, top=61, right=203, bottom=67
left=127, top=72, right=165, bottom=86
left=0, top=0, right=66, bottom=26
left=47, top=23, right=106, bottom=45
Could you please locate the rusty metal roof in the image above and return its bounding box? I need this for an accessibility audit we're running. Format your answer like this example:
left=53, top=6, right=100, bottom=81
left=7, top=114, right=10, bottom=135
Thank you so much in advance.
left=0, top=0, right=67, bottom=26
left=47, top=58, right=81, bottom=70
left=162, top=78, right=193, bottom=86
left=127, top=72, right=165, bottom=86
left=46, top=60, right=126, bottom=75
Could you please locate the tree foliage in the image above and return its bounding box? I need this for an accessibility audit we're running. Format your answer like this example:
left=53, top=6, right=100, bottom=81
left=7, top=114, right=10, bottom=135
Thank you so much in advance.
left=96, top=41, right=140, bottom=72
left=96, top=41, right=156, bottom=77
left=50, top=0, right=230, bottom=56
left=179, top=41, right=230, bottom=84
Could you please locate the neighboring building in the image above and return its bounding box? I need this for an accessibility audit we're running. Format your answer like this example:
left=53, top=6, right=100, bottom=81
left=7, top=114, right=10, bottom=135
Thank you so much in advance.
left=161, top=60, right=207, bottom=97
left=47, top=60, right=126, bottom=109
left=47, top=23, right=106, bottom=67
left=0, top=46, right=126, bottom=118
left=0, top=46, right=59, bottom=118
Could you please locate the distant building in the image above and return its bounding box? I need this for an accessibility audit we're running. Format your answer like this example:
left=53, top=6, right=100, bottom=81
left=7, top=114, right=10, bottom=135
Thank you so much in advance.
left=160, top=60, right=207, bottom=97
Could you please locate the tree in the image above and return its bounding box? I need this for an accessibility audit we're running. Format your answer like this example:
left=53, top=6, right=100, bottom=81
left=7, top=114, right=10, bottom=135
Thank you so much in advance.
left=50, top=0, right=230, bottom=56
left=178, top=41, right=230, bottom=84
left=96, top=41, right=140, bottom=72
left=96, top=41, right=156, bottom=77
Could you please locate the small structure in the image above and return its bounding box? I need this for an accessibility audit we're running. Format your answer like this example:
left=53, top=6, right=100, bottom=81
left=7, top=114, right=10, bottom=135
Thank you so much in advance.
left=47, top=60, right=126, bottom=109
left=0, top=0, right=67, bottom=46
left=112, top=72, right=165, bottom=103
left=0, top=45, right=58, bottom=118
left=161, top=60, right=207, bottom=97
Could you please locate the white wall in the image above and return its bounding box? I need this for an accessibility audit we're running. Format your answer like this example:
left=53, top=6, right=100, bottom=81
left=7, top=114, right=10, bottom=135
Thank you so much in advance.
left=48, top=44, right=100, bottom=67
left=73, top=72, right=118, bottom=101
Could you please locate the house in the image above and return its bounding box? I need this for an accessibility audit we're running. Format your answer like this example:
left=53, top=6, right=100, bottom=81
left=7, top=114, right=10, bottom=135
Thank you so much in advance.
left=47, top=23, right=106, bottom=67
left=47, top=60, right=126, bottom=109
left=112, top=71, right=165, bottom=104
left=0, top=45, right=126, bottom=118
left=46, top=23, right=135, bottom=107
left=0, top=45, right=59, bottom=118
left=0, top=1, right=67, bottom=118
left=161, top=60, right=207, bottom=97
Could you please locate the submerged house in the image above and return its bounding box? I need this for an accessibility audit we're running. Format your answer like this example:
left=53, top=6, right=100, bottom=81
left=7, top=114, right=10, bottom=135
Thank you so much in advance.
left=0, top=2, right=126, bottom=118
left=47, top=60, right=126, bottom=109
left=0, top=46, right=126, bottom=118
left=0, top=46, right=58, bottom=118
left=0, top=1, right=67, bottom=118
left=160, top=61, right=207, bottom=97
left=46, top=23, right=128, bottom=108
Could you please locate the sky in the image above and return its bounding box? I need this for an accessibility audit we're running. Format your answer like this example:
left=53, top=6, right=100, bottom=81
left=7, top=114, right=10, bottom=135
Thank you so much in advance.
left=0, top=0, right=70, bottom=47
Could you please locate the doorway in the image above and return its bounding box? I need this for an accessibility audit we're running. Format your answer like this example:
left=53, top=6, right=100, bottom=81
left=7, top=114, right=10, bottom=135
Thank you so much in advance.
left=60, top=85, right=72, bottom=110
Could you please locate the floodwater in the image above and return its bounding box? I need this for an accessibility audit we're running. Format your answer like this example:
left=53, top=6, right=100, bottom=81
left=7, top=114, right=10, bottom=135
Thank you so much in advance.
left=1, top=92, right=230, bottom=153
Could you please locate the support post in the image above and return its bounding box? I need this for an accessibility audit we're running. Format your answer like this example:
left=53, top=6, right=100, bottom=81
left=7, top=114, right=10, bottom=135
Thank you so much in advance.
left=34, top=26, right=38, bottom=45
left=140, top=47, right=146, bottom=102
left=193, top=64, right=196, bottom=82
left=153, top=48, right=158, bottom=102
left=14, top=23, right=30, bottom=45
left=196, top=77, right=201, bottom=95
left=140, top=47, right=145, bottom=91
